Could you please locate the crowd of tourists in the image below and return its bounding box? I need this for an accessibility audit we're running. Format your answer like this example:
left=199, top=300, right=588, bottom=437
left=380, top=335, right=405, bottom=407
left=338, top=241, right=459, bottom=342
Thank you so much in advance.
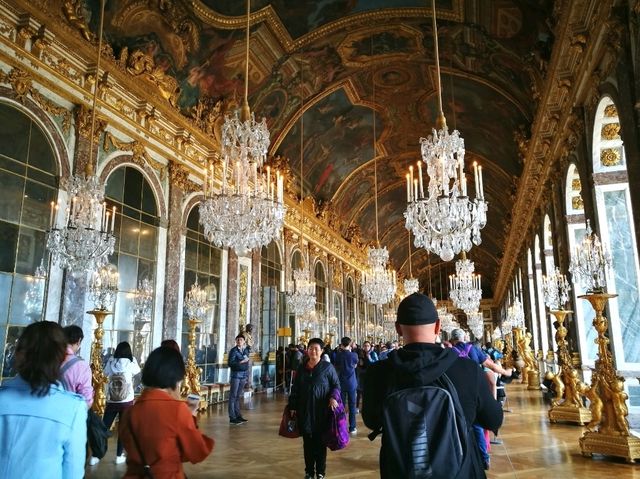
left=0, top=292, right=510, bottom=478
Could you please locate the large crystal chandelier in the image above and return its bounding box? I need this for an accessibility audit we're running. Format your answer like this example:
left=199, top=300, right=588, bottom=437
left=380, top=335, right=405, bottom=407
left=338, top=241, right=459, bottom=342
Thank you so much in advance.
left=88, top=264, right=119, bottom=311
left=506, top=298, right=525, bottom=329
left=46, top=4, right=115, bottom=274
left=184, top=280, right=210, bottom=321
left=404, top=0, right=487, bottom=262
left=199, top=0, right=285, bottom=254
left=438, top=304, right=457, bottom=333
left=403, top=231, right=419, bottom=296
left=360, top=66, right=396, bottom=306
left=448, top=253, right=482, bottom=313
left=467, top=310, right=484, bottom=339
left=542, top=267, right=571, bottom=310
left=569, top=219, right=612, bottom=293
left=286, top=74, right=316, bottom=316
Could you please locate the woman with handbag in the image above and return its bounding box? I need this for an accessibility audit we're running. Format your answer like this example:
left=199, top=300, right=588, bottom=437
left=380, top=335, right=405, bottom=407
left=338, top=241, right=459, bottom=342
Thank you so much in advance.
left=118, top=346, right=214, bottom=479
left=288, top=337, right=340, bottom=479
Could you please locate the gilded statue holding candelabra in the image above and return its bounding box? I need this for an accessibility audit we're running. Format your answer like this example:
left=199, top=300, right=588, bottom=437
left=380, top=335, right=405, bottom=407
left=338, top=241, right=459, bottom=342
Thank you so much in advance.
left=568, top=225, right=640, bottom=461
left=514, top=327, right=540, bottom=390
left=181, top=280, right=209, bottom=409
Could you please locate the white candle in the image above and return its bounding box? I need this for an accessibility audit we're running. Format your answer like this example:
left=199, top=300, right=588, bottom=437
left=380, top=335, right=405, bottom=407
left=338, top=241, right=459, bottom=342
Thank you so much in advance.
left=473, top=162, right=479, bottom=197
left=414, top=179, right=418, bottom=201
left=102, top=202, right=107, bottom=230
left=111, top=206, right=116, bottom=232
left=105, top=211, right=110, bottom=233
left=409, top=165, right=414, bottom=195
left=406, top=173, right=411, bottom=202
left=478, top=165, right=484, bottom=199
left=49, top=201, right=55, bottom=228
left=417, top=161, right=424, bottom=198
left=462, top=174, right=467, bottom=196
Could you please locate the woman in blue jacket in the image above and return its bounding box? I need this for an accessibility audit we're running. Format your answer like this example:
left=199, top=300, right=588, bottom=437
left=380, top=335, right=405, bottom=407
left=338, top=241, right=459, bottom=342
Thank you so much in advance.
left=0, top=321, right=87, bottom=478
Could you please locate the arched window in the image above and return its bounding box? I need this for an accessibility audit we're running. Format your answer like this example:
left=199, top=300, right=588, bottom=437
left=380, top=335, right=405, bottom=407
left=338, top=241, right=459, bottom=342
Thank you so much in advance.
left=183, top=205, right=222, bottom=382
left=542, top=215, right=557, bottom=351
left=533, top=235, right=549, bottom=355
left=315, top=261, right=327, bottom=322
left=261, top=241, right=282, bottom=354
left=0, top=103, right=58, bottom=379
left=564, top=163, right=597, bottom=364
left=592, top=97, right=640, bottom=367
left=104, top=166, right=159, bottom=363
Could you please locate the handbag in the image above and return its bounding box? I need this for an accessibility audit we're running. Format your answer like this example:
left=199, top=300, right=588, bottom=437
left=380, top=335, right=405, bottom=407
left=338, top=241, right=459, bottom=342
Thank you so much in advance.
left=278, top=404, right=300, bottom=438
left=322, top=394, right=349, bottom=451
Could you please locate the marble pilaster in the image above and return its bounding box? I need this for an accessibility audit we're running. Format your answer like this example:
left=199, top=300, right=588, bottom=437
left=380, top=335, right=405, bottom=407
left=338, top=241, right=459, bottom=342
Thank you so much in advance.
left=251, top=248, right=261, bottom=353
left=162, top=162, right=189, bottom=341
left=225, top=249, right=239, bottom=352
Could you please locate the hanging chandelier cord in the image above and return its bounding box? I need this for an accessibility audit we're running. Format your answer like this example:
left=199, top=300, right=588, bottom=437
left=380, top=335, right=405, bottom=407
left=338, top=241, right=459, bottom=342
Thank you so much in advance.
left=372, top=37, right=380, bottom=246
left=87, top=0, right=106, bottom=176
left=431, top=0, right=446, bottom=130
left=408, top=232, right=413, bottom=277
left=241, top=0, right=251, bottom=121
left=299, top=68, right=305, bottom=268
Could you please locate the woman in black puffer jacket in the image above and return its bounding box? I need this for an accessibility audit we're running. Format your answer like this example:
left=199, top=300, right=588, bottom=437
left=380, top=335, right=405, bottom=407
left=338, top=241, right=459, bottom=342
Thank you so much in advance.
left=288, top=337, right=340, bottom=479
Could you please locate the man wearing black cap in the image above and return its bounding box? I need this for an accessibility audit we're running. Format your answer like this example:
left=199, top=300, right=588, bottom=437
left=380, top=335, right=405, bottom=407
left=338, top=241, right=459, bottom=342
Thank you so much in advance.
left=362, top=293, right=503, bottom=478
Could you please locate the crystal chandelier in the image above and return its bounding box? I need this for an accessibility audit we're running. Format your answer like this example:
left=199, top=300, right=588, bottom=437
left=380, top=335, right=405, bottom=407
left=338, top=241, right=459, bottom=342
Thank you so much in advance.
left=506, top=298, right=525, bottom=329
left=569, top=219, right=612, bottom=293
left=88, top=264, right=119, bottom=311
left=46, top=3, right=115, bottom=274
left=286, top=73, right=316, bottom=316
left=199, top=0, right=285, bottom=254
left=448, top=253, right=482, bottom=313
left=438, top=304, right=457, bottom=333
left=24, top=260, right=47, bottom=320
left=492, top=326, right=502, bottom=341
left=542, top=267, right=571, bottom=310
left=467, top=310, right=484, bottom=339
left=360, top=66, right=396, bottom=306
left=287, top=267, right=317, bottom=316
left=184, top=280, right=210, bottom=321
left=404, top=0, right=487, bottom=262
left=403, top=231, right=419, bottom=296
left=133, top=278, right=154, bottom=321
left=361, top=247, right=397, bottom=305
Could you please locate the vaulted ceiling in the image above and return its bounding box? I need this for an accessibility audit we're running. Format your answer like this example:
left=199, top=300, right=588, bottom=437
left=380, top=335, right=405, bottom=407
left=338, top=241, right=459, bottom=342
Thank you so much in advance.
left=87, top=0, right=555, bottom=299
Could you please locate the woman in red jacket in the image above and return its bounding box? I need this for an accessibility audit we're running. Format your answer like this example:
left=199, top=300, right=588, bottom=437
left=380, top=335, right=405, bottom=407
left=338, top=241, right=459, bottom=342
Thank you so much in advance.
left=119, top=346, right=214, bottom=479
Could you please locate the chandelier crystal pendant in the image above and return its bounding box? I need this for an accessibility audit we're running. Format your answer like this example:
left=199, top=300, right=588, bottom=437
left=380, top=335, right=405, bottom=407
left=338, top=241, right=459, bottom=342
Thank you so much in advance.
left=448, top=253, right=482, bottom=313
left=46, top=2, right=115, bottom=274
left=404, top=0, right=487, bottom=262
left=569, top=219, right=612, bottom=293
left=542, top=267, right=571, bottom=310
left=199, top=0, right=285, bottom=254
left=88, top=264, right=119, bottom=311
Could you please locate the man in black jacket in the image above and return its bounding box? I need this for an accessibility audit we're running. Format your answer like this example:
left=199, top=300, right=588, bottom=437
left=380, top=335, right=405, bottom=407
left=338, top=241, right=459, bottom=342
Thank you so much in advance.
left=362, top=293, right=503, bottom=478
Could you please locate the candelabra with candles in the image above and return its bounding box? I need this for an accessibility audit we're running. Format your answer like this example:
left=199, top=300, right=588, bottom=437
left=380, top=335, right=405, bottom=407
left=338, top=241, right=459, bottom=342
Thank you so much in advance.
left=570, top=224, right=640, bottom=461
left=449, top=253, right=482, bottom=314
left=198, top=0, right=285, bottom=254
left=24, top=260, right=47, bottom=322
left=403, top=231, right=419, bottom=296
left=325, top=316, right=338, bottom=347
left=508, top=297, right=539, bottom=389
left=467, top=310, right=483, bottom=339
left=87, top=264, right=118, bottom=416
left=182, top=281, right=209, bottom=405
left=543, top=268, right=590, bottom=425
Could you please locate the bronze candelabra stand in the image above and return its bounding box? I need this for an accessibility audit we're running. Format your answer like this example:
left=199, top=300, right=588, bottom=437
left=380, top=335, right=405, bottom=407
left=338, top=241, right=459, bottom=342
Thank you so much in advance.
left=503, top=332, right=514, bottom=369
left=578, top=293, right=640, bottom=462
left=181, top=317, right=207, bottom=409
left=87, top=308, right=112, bottom=417
left=514, top=326, right=541, bottom=390
left=547, top=309, right=591, bottom=425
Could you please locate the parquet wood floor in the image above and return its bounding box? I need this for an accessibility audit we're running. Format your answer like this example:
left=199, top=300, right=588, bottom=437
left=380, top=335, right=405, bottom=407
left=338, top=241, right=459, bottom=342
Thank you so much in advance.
left=85, top=383, right=640, bottom=478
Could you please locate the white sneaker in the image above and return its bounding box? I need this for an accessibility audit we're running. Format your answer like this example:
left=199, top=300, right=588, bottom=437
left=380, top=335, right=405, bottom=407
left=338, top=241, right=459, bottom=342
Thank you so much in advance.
left=115, top=455, right=126, bottom=464
left=349, top=428, right=358, bottom=435
left=88, top=457, right=100, bottom=466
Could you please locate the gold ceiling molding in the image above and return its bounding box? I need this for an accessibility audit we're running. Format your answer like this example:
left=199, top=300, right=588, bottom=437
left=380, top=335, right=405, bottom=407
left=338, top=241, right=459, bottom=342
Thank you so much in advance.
left=601, top=122, right=620, bottom=140
left=494, top=0, right=620, bottom=306
left=103, top=131, right=168, bottom=181
left=191, top=1, right=463, bottom=53
left=168, top=160, right=199, bottom=193
left=74, top=104, right=106, bottom=143
left=0, top=66, right=71, bottom=133
left=62, top=0, right=93, bottom=42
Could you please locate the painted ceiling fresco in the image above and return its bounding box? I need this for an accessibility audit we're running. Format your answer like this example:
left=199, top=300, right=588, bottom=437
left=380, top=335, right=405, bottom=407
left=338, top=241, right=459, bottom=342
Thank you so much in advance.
left=78, top=0, right=555, bottom=295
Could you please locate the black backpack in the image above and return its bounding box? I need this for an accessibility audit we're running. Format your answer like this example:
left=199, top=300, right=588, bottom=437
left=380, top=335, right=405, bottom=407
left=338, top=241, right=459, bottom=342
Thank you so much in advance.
left=378, top=373, right=471, bottom=479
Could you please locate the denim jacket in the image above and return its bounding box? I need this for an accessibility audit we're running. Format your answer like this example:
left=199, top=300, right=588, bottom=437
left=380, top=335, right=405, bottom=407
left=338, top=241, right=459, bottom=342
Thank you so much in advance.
left=228, top=346, right=250, bottom=379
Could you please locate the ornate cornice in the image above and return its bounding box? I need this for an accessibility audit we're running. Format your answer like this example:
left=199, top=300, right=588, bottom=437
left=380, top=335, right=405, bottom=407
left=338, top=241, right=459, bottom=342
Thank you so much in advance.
left=494, top=0, right=619, bottom=305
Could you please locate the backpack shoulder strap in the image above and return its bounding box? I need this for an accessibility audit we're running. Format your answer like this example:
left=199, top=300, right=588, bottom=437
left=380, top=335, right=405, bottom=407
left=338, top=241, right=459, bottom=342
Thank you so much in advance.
left=59, top=356, right=82, bottom=391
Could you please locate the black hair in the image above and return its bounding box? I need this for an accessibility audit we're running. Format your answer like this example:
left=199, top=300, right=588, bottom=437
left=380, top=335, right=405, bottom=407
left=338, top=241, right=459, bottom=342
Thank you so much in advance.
left=160, top=339, right=181, bottom=352
left=114, top=341, right=133, bottom=361
left=308, top=337, right=325, bottom=350
left=340, top=336, right=351, bottom=347
left=63, top=325, right=84, bottom=345
left=15, top=321, right=67, bottom=397
left=142, top=346, right=186, bottom=389
left=235, top=334, right=245, bottom=341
